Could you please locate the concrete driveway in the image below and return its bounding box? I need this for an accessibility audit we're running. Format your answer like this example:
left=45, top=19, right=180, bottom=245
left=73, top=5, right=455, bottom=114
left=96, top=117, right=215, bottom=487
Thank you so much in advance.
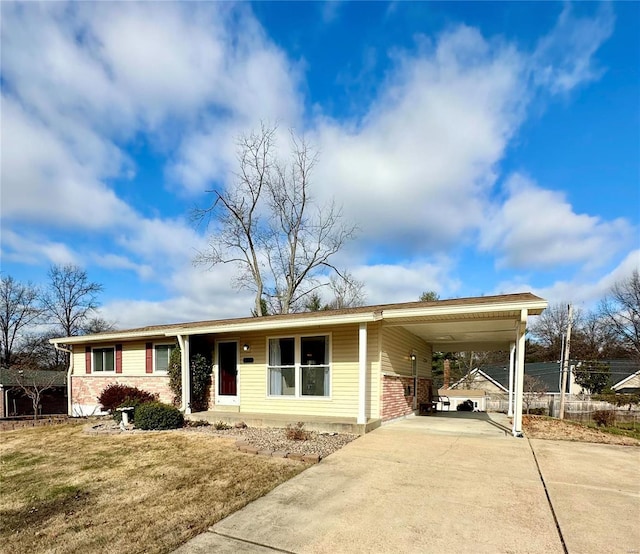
left=174, top=414, right=640, bottom=554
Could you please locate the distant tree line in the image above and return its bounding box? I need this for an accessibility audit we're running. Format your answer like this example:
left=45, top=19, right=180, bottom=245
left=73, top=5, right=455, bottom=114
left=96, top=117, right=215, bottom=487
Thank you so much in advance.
left=0, top=264, right=112, bottom=371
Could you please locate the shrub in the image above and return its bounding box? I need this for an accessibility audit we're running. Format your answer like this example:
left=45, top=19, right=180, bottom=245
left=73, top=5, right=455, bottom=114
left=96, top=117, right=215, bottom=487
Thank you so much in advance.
left=168, top=347, right=182, bottom=405
left=185, top=419, right=210, bottom=428
left=285, top=422, right=310, bottom=441
left=190, top=353, right=212, bottom=412
left=593, top=410, right=616, bottom=427
left=134, top=401, right=184, bottom=430
left=528, top=407, right=547, bottom=416
left=213, top=420, right=231, bottom=430
left=98, top=384, right=157, bottom=414
left=167, top=350, right=211, bottom=411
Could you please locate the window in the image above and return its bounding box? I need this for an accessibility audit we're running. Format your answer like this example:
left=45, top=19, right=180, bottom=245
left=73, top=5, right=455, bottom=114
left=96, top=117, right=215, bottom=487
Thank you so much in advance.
left=93, top=347, right=115, bottom=372
left=155, top=344, right=175, bottom=373
left=268, top=335, right=330, bottom=397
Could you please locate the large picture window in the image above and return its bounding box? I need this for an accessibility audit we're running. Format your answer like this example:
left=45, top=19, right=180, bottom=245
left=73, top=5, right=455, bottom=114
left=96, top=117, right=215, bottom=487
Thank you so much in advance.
left=154, top=344, right=175, bottom=373
left=268, top=335, right=330, bottom=398
left=93, top=347, right=115, bottom=372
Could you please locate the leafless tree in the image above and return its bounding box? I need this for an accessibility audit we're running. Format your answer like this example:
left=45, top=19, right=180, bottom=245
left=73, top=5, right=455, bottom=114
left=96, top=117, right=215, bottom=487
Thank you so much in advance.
left=195, top=124, right=357, bottom=315
left=523, top=374, right=548, bottom=414
left=14, top=367, right=61, bottom=420
left=326, top=271, right=366, bottom=309
left=0, top=275, right=42, bottom=367
left=81, top=317, right=116, bottom=335
left=41, top=265, right=103, bottom=338
left=600, top=269, right=640, bottom=361
left=529, top=302, right=582, bottom=361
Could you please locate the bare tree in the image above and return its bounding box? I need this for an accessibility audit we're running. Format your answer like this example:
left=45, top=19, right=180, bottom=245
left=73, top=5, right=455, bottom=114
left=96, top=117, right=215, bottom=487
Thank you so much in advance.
left=0, top=275, right=42, bottom=367
left=600, top=269, right=640, bottom=361
left=326, top=271, right=366, bottom=309
left=523, top=375, right=547, bottom=414
left=14, top=368, right=61, bottom=420
left=195, top=125, right=274, bottom=317
left=195, top=124, right=357, bottom=315
left=529, top=302, right=582, bottom=361
left=41, top=264, right=103, bottom=338
left=81, top=317, right=116, bottom=335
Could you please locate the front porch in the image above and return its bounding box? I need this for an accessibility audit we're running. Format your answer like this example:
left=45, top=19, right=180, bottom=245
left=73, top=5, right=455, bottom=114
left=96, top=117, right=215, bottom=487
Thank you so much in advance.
left=187, top=410, right=382, bottom=435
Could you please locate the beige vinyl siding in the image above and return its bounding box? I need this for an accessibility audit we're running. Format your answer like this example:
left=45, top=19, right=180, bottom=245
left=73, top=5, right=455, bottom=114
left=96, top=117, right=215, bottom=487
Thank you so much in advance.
left=235, top=323, right=380, bottom=419
left=380, top=325, right=432, bottom=379
left=71, top=340, right=171, bottom=376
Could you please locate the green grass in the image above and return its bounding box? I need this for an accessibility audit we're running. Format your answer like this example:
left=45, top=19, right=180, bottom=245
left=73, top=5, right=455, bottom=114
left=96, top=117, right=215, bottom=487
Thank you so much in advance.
left=587, top=421, right=640, bottom=440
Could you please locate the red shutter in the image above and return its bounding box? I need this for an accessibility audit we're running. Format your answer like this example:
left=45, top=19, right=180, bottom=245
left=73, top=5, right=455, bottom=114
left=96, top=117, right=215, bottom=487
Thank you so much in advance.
left=145, top=343, right=153, bottom=373
left=85, top=346, right=92, bottom=374
left=115, top=344, right=123, bottom=374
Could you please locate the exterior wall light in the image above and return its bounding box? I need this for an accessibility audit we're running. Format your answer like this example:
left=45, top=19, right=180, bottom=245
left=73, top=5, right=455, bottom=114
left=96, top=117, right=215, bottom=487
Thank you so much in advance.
left=242, top=344, right=250, bottom=352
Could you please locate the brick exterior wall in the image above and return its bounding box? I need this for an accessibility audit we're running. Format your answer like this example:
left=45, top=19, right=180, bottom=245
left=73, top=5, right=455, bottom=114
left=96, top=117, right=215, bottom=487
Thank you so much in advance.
left=71, top=376, right=174, bottom=408
left=382, top=375, right=432, bottom=421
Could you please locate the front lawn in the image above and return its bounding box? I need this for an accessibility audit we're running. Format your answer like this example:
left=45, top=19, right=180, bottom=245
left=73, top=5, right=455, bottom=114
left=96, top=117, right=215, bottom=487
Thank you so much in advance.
left=0, top=422, right=307, bottom=553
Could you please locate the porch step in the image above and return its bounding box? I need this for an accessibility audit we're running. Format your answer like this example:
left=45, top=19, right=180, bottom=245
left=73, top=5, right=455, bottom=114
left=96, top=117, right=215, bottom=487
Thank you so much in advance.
left=186, top=410, right=381, bottom=435
left=207, top=405, right=240, bottom=413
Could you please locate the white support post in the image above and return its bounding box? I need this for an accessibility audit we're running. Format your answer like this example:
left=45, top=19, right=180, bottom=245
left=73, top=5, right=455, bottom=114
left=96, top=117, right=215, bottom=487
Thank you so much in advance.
left=507, top=342, right=515, bottom=417
left=512, top=310, right=527, bottom=437
left=358, top=323, right=367, bottom=425
left=177, top=335, right=191, bottom=414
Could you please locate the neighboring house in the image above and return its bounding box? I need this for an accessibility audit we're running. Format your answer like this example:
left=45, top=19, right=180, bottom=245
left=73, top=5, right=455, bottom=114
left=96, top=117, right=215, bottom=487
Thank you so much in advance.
left=436, top=388, right=488, bottom=411
left=0, top=368, right=67, bottom=418
left=453, top=359, right=640, bottom=397
left=611, top=360, right=640, bottom=394
left=49, top=293, right=547, bottom=435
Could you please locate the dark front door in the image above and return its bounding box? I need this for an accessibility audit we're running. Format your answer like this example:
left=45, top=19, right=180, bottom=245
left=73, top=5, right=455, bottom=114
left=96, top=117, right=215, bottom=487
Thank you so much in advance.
left=218, top=342, right=237, bottom=397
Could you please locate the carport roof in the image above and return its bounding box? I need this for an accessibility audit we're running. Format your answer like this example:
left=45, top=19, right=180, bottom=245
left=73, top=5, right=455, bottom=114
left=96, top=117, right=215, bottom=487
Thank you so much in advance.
left=50, top=292, right=547, bottom=349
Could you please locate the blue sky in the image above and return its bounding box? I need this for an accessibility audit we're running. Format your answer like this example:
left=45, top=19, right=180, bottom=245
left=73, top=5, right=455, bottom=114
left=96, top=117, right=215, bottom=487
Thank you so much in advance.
left=1, top=1, right=638, bottom=329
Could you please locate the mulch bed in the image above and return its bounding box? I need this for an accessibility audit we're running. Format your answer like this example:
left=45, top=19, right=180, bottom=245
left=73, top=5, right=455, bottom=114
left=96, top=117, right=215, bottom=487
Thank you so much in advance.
left=522, top=415, right=640, bottom=446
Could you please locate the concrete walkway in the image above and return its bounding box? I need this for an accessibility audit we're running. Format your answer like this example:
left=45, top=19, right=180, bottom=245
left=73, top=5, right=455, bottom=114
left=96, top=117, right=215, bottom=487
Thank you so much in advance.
left=174, top=414, right=640, bottom=554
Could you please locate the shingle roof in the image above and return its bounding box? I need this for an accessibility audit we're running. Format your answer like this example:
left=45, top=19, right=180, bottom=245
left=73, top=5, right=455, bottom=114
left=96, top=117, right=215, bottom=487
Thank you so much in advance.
left=481, top=359, right=639, bottom=392
left=0, top=367, right=67, bottom=387
left=52, top=292, right=546, bottom=342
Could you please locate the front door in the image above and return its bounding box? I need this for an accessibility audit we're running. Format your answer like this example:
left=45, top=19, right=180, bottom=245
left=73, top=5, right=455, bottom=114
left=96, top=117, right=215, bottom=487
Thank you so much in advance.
left=217, top=341, right=238, bottom=404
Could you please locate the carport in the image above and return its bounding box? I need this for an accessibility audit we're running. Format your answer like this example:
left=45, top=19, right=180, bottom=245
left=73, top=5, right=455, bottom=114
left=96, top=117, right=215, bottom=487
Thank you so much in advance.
left=380, top=293, right=548, bottom=436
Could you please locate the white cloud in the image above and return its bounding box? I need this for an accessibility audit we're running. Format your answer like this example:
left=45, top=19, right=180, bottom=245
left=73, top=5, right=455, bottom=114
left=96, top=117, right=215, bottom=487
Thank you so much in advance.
left=480, top=174, right=633, bottom=270
left=533, top=4, right=615, bottom=95
left=532, top=249, right=640, bottom=308
left=0, top=2, right=628, bottom=327
left=0, top=230, right=78, bottom=266
left=351, top=259, right=459, bottom=305
left=309, top=26, right=527, bottom=254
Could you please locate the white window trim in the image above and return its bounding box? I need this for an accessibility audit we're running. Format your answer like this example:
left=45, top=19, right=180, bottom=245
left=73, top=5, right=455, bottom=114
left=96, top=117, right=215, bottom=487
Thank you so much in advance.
left=153, top=343, right=176, bottom=373
left=92, top=346, right=115, bottom=373
left=266, top=333, right=332, bottom=400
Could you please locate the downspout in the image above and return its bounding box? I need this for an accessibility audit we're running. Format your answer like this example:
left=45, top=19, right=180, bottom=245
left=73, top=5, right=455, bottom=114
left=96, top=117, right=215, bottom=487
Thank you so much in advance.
left=54, top=343, right=74, bottom=417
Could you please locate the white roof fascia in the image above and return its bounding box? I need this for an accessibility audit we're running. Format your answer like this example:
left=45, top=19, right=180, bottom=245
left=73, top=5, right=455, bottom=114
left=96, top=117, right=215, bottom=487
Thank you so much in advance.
left=612, top=370, right=640, bottom=390
left=475, top=369, right=509, bottom=392
left=380, top=299, right=548, bottom=320
left=166, top=312, right=377, bottom=337
left=49, top=330, right=172, bottom=345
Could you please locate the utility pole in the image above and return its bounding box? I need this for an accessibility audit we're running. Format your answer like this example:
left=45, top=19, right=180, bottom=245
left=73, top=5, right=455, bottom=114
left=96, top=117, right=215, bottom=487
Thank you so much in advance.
left=559, top=304, right=573, bottom=420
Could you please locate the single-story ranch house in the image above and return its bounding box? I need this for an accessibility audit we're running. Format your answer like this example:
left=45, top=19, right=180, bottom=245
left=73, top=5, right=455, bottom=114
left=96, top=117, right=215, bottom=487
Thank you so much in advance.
left=50, top=293, right=547, bottom=436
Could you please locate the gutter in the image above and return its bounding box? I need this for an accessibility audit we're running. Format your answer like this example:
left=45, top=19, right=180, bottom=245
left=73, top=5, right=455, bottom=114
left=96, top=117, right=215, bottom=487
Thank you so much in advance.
left=54, top=343, right=73, bottom=417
